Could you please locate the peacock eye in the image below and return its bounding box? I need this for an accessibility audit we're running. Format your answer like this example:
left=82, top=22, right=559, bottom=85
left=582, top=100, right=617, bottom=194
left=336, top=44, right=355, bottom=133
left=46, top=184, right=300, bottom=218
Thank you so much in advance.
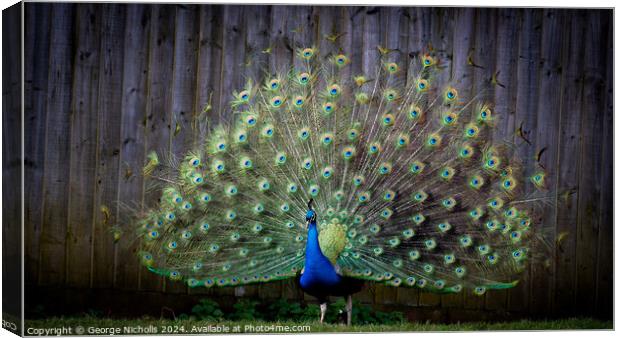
left=302, top=48, right=314, bottom=58
left=329, top=84, right=341, bottom=96
left=298, top=72, right=310, bottom=84
left=323, top=102, right=334, bottom=113
left=335, top=54, right=348, bottom=65
left=269, top=79, right=280, bottom=89
left=386, top=62, right=398, bottom=73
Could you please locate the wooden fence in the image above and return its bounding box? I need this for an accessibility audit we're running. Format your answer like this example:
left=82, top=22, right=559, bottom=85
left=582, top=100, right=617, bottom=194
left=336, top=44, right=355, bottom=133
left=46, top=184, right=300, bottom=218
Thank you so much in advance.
left=16, top=4, right=613, bottom=320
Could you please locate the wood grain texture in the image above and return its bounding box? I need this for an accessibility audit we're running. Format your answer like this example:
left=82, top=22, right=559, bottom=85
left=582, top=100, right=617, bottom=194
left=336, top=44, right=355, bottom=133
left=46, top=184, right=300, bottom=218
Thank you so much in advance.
left=38, top=3, right=75, bottom=286
left=2, top=2, right=24, bottom=322
left=529, top=8, right=565, bottom=317
left=508, top=8, right=542, bottom=313
left=552, top=9, right=585, bottom=317
left=140, top=4, right=176, bottom=292
left=24, top=2, right=51, bottom=287
left=594, top=12, right=613, bottom=319
left=20, top=5, right=612, bottom=319
left=115, top=4, right=151, bottom=291
left=66, top=4, right=101, bottom=288
left=164, top=4, right=200, bottom=295
left=574, top=9, right=609, bottom=317
left=91, top=3, right=126, bottom=289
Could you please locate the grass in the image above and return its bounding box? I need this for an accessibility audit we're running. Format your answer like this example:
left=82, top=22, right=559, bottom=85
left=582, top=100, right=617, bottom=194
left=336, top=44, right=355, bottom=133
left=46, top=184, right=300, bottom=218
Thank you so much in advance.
left=24, top=317, right=612, bottom=334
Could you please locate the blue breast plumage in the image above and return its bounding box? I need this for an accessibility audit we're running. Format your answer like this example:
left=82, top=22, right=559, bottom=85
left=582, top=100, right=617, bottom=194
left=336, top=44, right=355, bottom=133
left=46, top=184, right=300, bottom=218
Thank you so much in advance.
left=299, top=210, right=363, bottom=301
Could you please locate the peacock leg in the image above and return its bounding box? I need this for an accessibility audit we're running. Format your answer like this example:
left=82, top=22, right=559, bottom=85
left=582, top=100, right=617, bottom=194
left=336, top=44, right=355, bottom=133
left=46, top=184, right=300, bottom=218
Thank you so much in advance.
left=345, top=295, right=352, bottom=326
left=319, top=303, right=327, bottom=323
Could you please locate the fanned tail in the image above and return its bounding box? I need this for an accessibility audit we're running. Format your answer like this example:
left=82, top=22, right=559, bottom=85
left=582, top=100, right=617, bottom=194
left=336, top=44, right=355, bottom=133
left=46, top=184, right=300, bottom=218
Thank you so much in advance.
left=133, top=46, right=548, bottom=294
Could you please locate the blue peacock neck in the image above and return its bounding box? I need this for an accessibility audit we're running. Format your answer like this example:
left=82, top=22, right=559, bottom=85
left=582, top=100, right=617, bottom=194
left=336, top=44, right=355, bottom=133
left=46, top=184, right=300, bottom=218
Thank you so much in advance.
left=305, top=221, right=325, bottom=267
left=300, top=220, right=341, bottom=289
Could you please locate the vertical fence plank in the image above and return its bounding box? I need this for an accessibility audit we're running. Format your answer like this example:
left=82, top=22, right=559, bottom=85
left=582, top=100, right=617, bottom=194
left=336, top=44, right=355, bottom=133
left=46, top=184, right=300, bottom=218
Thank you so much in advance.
left=316, top=6, right=342, bottom=58
left=38, top=3, right=75, bottom=286
left=491, top=7, right=520, bottom=145
left=140, top=4, right=176, bottom=292
left=294, top=5, right=315, bottom=50
left=268, top=5, right=293, bottom=73
left=429, top=8, right=454, bottom=86
left=169, top=4, right=200, bottom=157
left=530, top=9, right=566, bottom=317
left=218, top=5, right=246, bottom=124
left=244, top=5, right=270, bottom=85
left=115, top=4, right=151, bottom=291
left=508, top=8, right=542, bottom=313
left=492, top=8, right=519, bottom=143
left=24, top=2, right=51, bottom=286
left=552, top=10, right=585, bottom=317
left=196, top=5, right=225, bottom=126
left=2, top=3, right=24, bottom=325
left=574, top=9, right=609, bottom=317
left=165, top=4, right=200, bottom=294
left=66, top=4, right=101, bottom=288
left=362, top=6, right=381, bottom=78
left=408, top=7, right=431, bottom=57
left=594, top=12, right=613, bottom=319
left=91, top=3, right=126, bottom=289
left=342, top=6, right=364, bottom=78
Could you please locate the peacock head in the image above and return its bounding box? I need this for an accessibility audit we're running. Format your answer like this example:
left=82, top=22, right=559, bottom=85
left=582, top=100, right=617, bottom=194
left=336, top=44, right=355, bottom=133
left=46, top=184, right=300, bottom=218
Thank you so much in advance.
left=305, top=199, right=317, bottom=226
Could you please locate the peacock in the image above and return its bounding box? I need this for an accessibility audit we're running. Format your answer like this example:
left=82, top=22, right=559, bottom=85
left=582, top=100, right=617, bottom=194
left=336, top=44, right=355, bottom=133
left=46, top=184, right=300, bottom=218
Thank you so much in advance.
left=134, top=46, right=548, bottom=325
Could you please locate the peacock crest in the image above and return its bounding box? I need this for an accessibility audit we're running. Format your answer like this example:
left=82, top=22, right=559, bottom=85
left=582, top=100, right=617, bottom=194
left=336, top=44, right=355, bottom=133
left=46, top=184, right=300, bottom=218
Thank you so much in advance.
left=134, top=45, right=548, bottom=295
